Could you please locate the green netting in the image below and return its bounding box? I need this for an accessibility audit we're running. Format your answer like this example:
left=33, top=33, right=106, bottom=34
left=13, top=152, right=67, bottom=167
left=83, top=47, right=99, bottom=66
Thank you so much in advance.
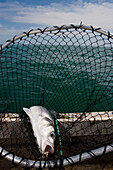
left=0, top=24, right=113, bottom=169
left=0, top=25, right=113, bottom=113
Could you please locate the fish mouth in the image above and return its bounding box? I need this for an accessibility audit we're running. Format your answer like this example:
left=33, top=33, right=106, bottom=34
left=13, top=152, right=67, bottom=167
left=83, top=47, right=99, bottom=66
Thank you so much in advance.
left=44, top=144, right=54, bottom=154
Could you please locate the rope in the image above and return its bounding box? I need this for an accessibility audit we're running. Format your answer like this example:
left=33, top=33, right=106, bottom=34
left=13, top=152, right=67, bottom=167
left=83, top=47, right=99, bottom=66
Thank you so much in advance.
left=54, top=114, right=65, bottom=169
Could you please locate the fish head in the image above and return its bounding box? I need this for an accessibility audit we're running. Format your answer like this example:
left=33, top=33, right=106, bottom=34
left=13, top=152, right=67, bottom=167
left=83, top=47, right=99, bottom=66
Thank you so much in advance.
left=23, top=106, right=56, bottom=155
left=41, top=125, right=55, bottom=155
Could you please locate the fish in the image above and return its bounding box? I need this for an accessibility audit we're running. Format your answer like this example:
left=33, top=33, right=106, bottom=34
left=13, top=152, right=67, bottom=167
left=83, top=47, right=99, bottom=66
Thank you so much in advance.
left=23, top=106, right=55, bottom=155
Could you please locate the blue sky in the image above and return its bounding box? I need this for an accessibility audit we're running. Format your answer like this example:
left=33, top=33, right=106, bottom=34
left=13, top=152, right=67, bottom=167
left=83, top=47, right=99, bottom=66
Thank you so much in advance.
left=0, top=0, right=113, bottom=44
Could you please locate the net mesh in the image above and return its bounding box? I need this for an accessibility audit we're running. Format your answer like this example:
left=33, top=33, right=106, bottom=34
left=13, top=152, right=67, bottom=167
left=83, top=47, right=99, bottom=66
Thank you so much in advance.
left=0, top=24, right=113, bottom=168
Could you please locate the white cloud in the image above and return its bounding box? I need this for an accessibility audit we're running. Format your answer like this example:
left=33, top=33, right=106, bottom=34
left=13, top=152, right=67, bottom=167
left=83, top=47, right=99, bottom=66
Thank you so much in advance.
left=7, top=2, right=113, bottom=31
left=0, top=24, right=2, bottom=28
left=0, top=27, right=22, bottom=44
left=0, top=26, right=37, bottom=44
left=1, top=1, right=113, bottom=43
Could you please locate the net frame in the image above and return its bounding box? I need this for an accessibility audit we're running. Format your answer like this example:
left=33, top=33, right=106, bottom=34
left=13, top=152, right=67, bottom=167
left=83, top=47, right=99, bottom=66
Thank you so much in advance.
left=0, top=23, right=113, bottom=168
left=1, top=24, right=113, bottom=51
left=1, top=144, right=113, bottom=168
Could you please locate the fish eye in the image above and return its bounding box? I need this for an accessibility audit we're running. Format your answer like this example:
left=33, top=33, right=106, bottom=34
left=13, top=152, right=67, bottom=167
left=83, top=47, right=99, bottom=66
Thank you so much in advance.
left=50, top=132, right=55, bottom=139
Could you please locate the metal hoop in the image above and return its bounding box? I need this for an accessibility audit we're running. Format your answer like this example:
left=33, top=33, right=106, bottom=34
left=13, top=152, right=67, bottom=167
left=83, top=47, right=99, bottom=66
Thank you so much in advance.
left=1, top=24, right=113, bottom=52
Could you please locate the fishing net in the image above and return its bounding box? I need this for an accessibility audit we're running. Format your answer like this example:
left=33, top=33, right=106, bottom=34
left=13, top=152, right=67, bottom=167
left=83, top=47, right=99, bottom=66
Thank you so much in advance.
left=0, top=23, right=113, bottom=169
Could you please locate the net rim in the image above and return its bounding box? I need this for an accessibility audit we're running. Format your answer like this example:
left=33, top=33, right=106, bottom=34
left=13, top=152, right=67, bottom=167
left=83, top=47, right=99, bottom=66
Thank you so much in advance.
left=1, top=23, right=113, bottom=51
left=1, top=144, right=113, bottom=168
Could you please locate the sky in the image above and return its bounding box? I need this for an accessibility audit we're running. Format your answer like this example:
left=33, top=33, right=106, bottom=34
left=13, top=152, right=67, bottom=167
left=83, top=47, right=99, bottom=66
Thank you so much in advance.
left=0, top=0, right=113, bottom=44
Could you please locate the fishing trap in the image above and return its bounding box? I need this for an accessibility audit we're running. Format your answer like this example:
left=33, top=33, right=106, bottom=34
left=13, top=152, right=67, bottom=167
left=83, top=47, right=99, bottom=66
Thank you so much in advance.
left=0, top=23, right=113, bottom=169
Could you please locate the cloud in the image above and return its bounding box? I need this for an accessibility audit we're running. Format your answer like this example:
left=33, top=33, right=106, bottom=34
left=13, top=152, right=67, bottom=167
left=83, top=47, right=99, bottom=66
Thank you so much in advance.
left=2, top=1, right=113, bottom=31
left=0, top=24, right=2, bottom=28
left=1, top=1, right=113, bottom=43
left=0, top=27, right=25, bottom=44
